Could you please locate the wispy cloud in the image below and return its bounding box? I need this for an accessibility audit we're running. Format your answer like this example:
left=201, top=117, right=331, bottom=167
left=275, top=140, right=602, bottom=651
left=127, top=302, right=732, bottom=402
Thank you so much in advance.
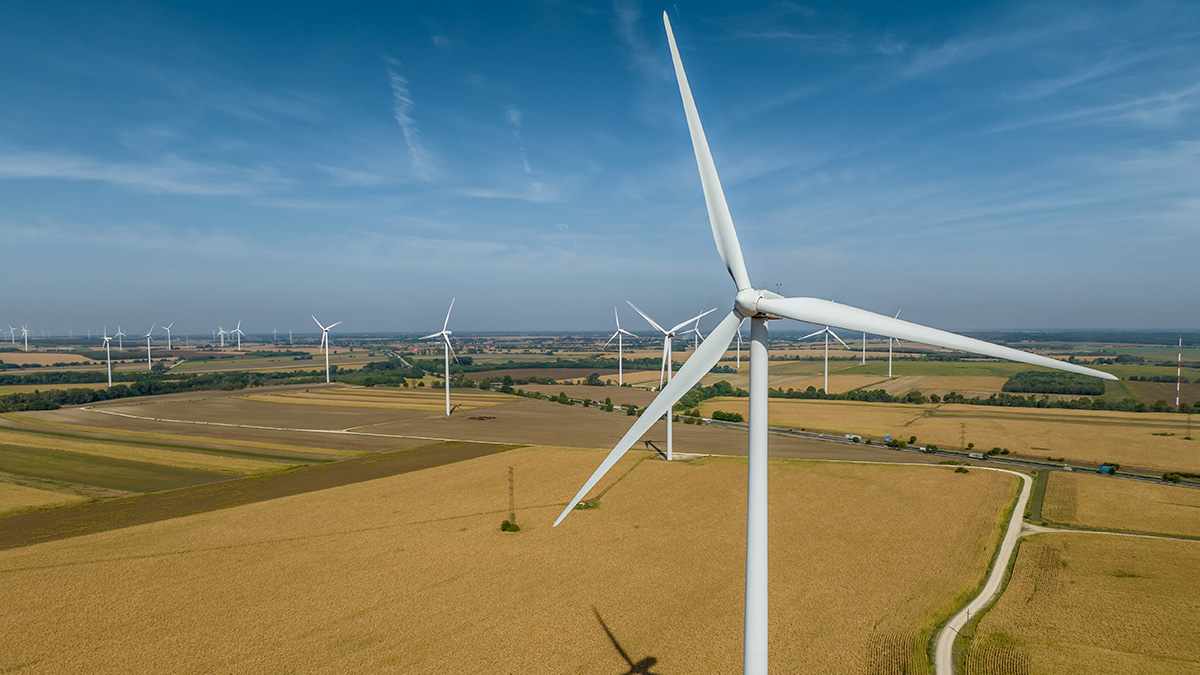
left=503, top=104, right=533, bottom=173
left=383, top=56, right=435, bottom=180
left=613, top=0, right=669, bottom=83
left=990, top=81, right=1200, bottom=133
left=0, top=150, right=275, bottom=195
left=452, top=182, right=557, bottom=203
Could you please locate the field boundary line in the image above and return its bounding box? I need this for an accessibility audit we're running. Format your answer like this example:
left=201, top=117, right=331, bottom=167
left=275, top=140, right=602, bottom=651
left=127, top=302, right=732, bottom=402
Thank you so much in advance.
left=82, top=406, right=516, bottom=447
left=1021, top=522, right=1200, bottom=543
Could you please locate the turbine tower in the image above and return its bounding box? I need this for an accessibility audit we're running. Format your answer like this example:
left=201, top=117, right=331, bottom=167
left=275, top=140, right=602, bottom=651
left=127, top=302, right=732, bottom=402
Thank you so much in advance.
left=627, top=301, right=715, bottom=460
left=798, top=326, right=851, bottom=394
left=143, top=325, right=155, bottom=370
left=604, top=307, right=638, bottom=386
left=554, top=15, right=1117, bottom=675
left=161, top=322, right=174, bottom=351
left=101, top=328, right=113, bottom=387
left=233, top=321, right=244, bottom=351
left=272, top=327, right=278, bottom=344
left=217, top=326, right=227, bottom=348
left=115, top=325, right=125, bottom=351
left=20, top=324, right=29, bottom=352
left=421, top=299, right=457, bottom=416
left=888, top=310, right=901, bottom=377
left=312, top=315, right=341, bottom=384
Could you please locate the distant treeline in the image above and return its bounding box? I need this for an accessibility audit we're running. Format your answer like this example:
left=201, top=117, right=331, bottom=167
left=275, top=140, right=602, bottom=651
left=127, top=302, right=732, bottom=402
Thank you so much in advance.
left=0, top=370, right=327, bottom=413
left=1002, top=371, right=1106, bottom=395
left=968, top=331, right=1198, bottom=347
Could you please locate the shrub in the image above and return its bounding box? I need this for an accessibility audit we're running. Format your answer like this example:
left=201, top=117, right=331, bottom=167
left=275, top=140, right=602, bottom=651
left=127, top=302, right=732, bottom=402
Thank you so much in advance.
left=908, top=435, right=917, bottom=444
left=711, top=410, right=744, bottom=423
left=954, top=467, right=970, bottom=474
left=1163, top=472, right=1183, bottom=483
left=500, top=520, right=521, bottom=532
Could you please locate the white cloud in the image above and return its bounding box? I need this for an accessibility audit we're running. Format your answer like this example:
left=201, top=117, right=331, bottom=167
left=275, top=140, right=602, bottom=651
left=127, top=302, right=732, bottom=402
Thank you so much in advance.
left=383, top=56, right=436, bottom=180
left=0, top=150, right=274, bottom=195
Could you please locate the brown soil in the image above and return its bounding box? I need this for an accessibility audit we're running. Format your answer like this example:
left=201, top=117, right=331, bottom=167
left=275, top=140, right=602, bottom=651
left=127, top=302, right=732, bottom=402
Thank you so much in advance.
left=0, top=441, right=511, bottom=551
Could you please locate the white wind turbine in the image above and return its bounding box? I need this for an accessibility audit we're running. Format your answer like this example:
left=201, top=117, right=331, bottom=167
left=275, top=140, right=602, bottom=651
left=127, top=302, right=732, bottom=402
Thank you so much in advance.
left=143, top=325, right=155, bottom=370
left=604, top=307, right=638, bottom=386
left=20, top=324, right=29, bottom=352
left=627, top=301, right=716, bottom=461
left=421, top=299, right=457, bottom=416
left=115, top=325, right=125, bottom=351
left=232, top=320, right=245, bottom=351
left=888, top=310, right=901, bottom=377
left=161, top=322, right=174, bottom=351
left=272, top=327, right=278, bottom=343
left=312, top=315, right=341, bottom=384
left=217, top=326, right=227, bottom=348
left=6, top=325, right=14, bottom=346
left=798, top=325, right=851, bottom=394
left=554, top=15, right=1118, bottom=675
left=101, top=328, right=113, bottom=387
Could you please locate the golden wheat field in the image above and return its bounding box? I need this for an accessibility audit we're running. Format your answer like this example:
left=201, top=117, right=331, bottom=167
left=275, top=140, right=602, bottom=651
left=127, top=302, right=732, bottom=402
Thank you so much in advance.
left=1041, top=472, right=1200, bottom=538
left=966, top=533, right=1200, bottom=674
left=0, top=352, right=95, bottom=366
left=0, top=447, right=1017, bottom=674
left=238, top=388, right=508, bottom=412
left=0, top=480, right=81, bottom=514
left=698, top=398, right=1200, bottom=473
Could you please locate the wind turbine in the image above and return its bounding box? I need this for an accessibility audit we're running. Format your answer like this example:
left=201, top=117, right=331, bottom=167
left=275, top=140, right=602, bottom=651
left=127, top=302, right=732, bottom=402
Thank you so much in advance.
left=20, top=324, right=29, bottom=352
left=888, top=310, right=901, bottom=377
left=233, top=320, right=244, bottom=351
left=627, top=301, right=716, bottom=461
left=554, top=15, right=1118, bottom=675
left=289, top=329, right=293, bottom=345
left=421, top=299, right=457, bottom=416
left=143, top=325, right=154, bottom=370
left=272, top=327, right=278, bottom=344
left=217, top=326, right=227, bottom=348
left=605, top=307, right=638, bottom=386
left=101, top=328, right=113, bottom=387
left=161, top=322, right=174, bottom=351
left=115, top=325, right=125, bottom=350
left=312, top=315, right=341, bottom=384
left=6, top=326, right=14, bottom=346
left=798, top=326, right=851, bottom=394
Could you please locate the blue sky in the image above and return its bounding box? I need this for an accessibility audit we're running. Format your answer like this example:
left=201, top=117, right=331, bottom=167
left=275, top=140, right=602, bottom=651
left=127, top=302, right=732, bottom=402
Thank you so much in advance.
left=2, top=1, right=1198, bottom=336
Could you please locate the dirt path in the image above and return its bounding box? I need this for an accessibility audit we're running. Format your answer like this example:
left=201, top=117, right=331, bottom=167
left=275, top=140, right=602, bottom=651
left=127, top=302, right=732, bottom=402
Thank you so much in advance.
left=0, top=441, right=512, bottom=551
left=934, top=467, right=1031, bottom=675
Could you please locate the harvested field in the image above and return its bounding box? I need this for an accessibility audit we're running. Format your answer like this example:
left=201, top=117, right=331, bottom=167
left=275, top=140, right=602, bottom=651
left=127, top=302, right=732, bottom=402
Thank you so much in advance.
left=0, top=448, right=1017, bottom=673
left=1124, top=380, right=1200, bottom=407
left=0, top=444, right=231, bottom=493
left=0, top=481, right=80, bottom=515
left=966, top=534, right=1200, bottom=674
left=699, top=397, right=931, bottom=438
left=1042, top=471, right=1200, bottom=538
left=516, top=383, right=659, bottom=407
left=0, top=382, right=109, bottom=395
left=0, top=352, right=95, bottom=365
left=699, top=398, right=1200, bottom=473
left=0, top=428, right=286, bottom=475
left=462, top=367, right=624, bottom=382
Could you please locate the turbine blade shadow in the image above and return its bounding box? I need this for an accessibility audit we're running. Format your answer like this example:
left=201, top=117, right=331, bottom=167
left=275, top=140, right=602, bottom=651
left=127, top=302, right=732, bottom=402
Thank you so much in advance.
left=592, top=606, right=662, bottom=675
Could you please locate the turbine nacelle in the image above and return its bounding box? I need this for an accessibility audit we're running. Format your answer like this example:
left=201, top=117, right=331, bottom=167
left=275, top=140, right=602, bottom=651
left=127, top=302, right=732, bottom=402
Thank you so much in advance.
left=734, top=288, right=785, bottom=319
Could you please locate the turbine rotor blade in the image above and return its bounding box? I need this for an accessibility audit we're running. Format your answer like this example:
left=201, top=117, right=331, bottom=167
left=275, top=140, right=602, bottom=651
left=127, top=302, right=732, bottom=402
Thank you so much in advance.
left=420, top=331, right=443, bottom=340
left=757, top=297, right=1117, bottom=380
left=626, top=301, right=668, bottom=336
left=443, top=298, right=455, bottom=332
left=829, top=329, right=851, bottom=350
left=328, top=321, right=342, bottom=330
left=798, top=329, right=824, bottom=341
left=669, top=307, right=717, bottom=334
left=663, top=13, right=753, bottom=292
left=605, top=331, right=619, bottom=347
left=553, top=310, right=742, bottom=526
left=312, top=315, right=326, bottom=331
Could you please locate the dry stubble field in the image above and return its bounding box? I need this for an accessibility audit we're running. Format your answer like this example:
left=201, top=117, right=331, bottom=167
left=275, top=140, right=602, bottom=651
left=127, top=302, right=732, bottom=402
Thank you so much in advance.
left=966, top=533, right=1200, bottom=674
left=698, top=397, right=1200, bottom=473
left=0, top=448, right=1018, bottom=674
left=1041, top=471, right=1200, bottom=538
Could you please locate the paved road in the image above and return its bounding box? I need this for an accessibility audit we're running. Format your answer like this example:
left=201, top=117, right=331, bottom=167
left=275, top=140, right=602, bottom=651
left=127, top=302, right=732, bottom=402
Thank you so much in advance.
left=933, top=467, right=1031, bottom=675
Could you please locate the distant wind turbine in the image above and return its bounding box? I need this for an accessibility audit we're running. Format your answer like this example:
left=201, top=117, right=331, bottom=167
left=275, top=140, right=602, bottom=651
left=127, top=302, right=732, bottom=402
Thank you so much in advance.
left=144, top=325, right=155, bottom=370
left=272, top=327, right=278, bottom=343
left=115, top=325, right=125, bottom=350
left=101, top=328, right=113, bottom=387
left=161, top=322, right=174, bottom=351
left=421, top=299, right=458, bottom=416
left=217, top=326, right=227, bottom=348
left=20, top=324, right=29, bottom=352
left=605, top=307, right=638, bottom=386
left=888, top=310, right=901, bottom=377
left=554, top=16, right=1118, bottom=675
left=627, top=300, right=716, bottom=460
left=799, top=326, right=851, bottom=394
left=312, top=315, right=341, bottom=384
left=233, top=320, right=244, bottom=351
left=6, top=326, right=14, bottom=346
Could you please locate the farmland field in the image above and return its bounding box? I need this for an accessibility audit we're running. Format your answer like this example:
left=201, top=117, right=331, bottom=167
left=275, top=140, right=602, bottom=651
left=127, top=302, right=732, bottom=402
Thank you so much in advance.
left=698, top=397, right=1200, bottom=473
left=0, top=352, right=95, bottom=366
left=0, top=480, right=82, bottom=515
left=1041, top=471, right=1200, bottom=538
left=965, top=533, right=1200, bottom=674
left=0, top=447, right=1018, bottom=673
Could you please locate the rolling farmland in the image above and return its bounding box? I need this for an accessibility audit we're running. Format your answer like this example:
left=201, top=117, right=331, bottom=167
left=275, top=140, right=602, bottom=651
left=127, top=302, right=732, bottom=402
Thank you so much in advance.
left=1041, top=471, right=1200, bottom=538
